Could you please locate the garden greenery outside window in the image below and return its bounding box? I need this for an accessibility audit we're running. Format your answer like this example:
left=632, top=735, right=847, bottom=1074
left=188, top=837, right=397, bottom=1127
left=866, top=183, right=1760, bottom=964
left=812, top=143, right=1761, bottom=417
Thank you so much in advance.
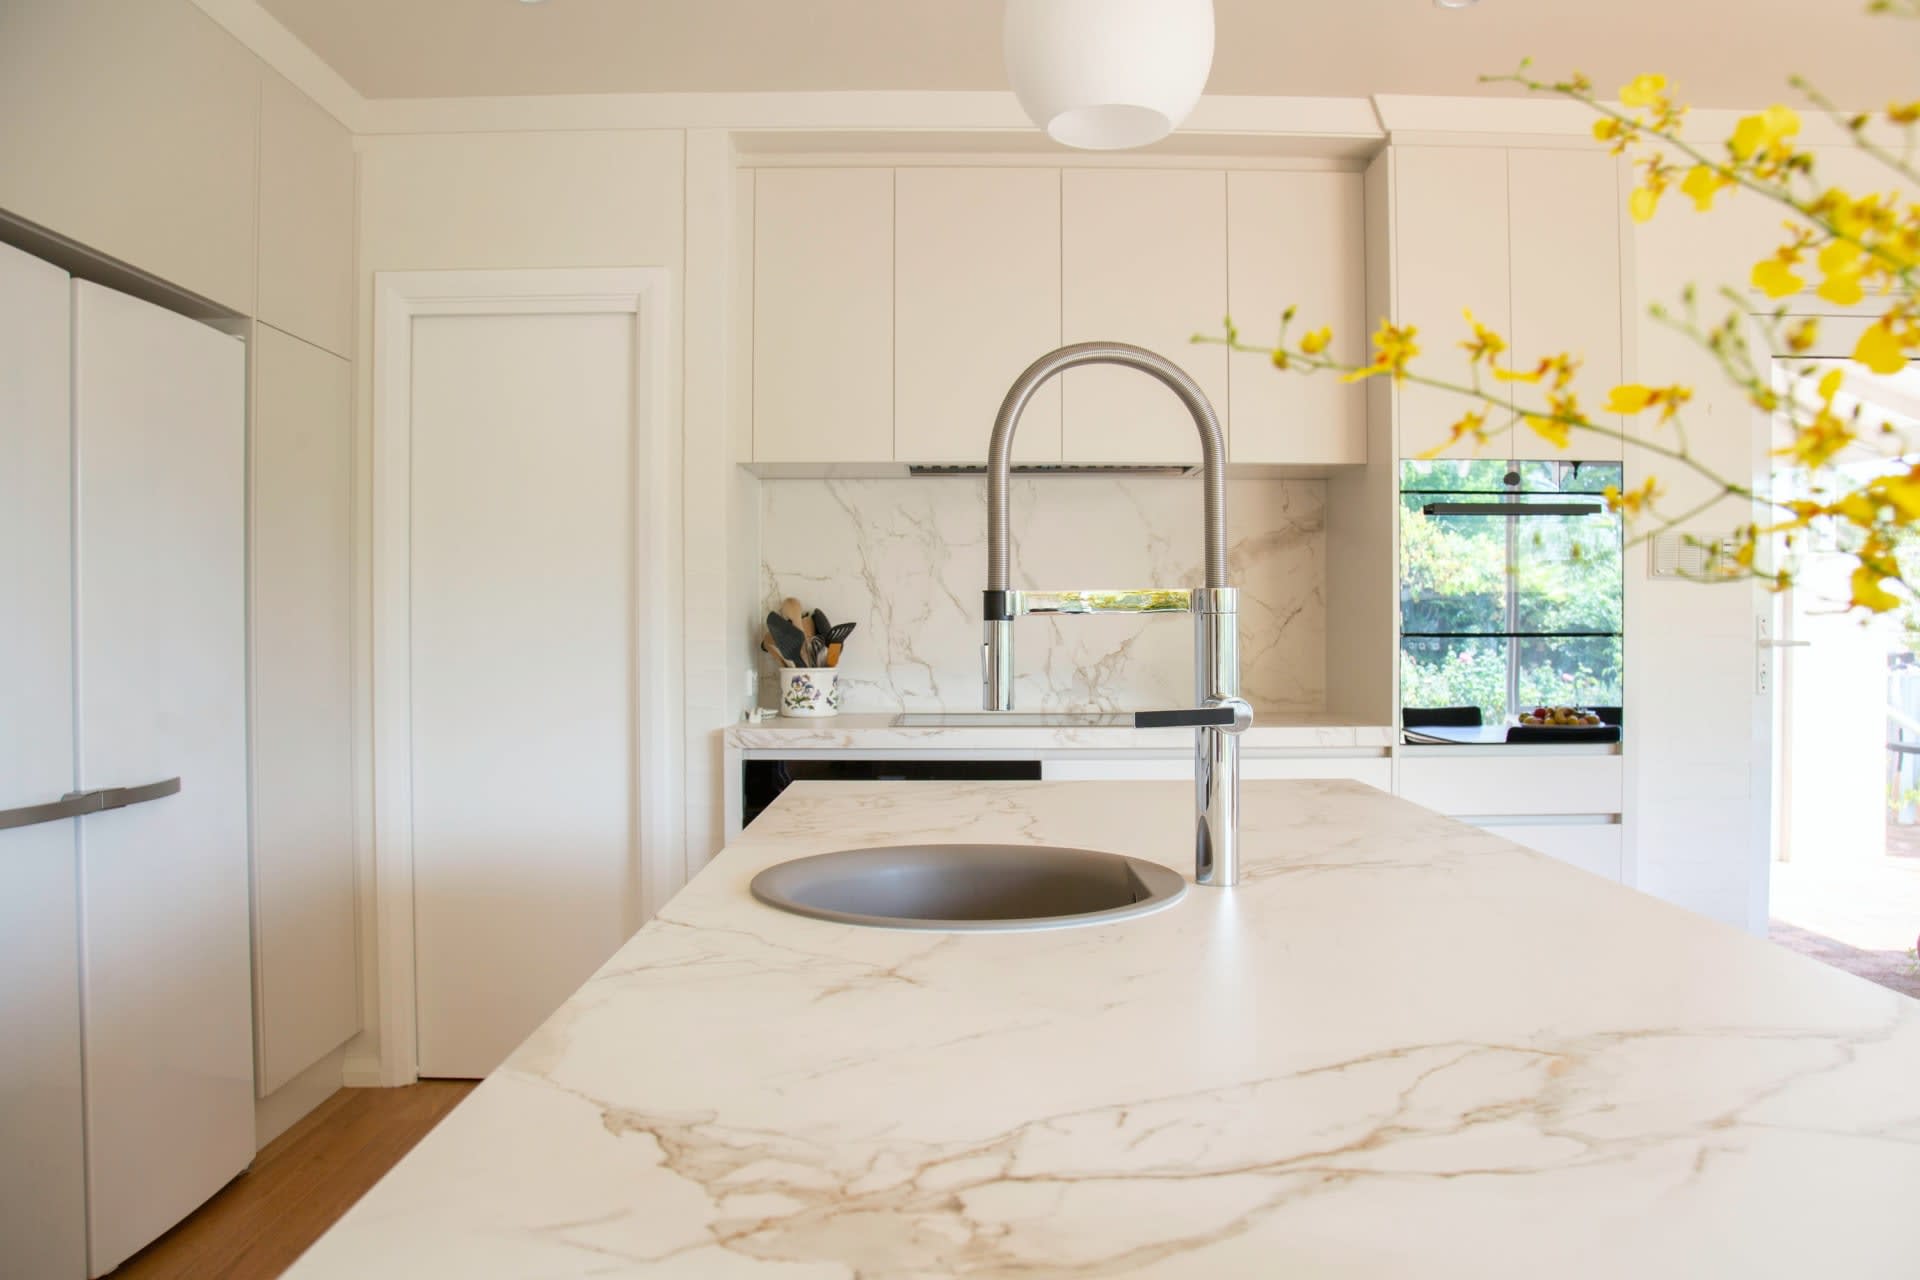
left=1400, top=459, right=1625, bottom=725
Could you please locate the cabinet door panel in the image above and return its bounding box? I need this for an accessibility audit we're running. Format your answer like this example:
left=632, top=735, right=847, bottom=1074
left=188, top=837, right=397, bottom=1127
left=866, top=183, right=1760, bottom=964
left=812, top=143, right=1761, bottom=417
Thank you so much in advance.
left=0, top=0, right=259, bottom=311
left=1062, top=170, right=1228, bottom=464
left=754, top=169, right=894, bottom=463
left=1227, top=171, right=1366, bottom=465
left=1393, top=147, right=1511, bottom=460
left=896, top=168, right=1061, bottom=464
left=251, top=325, right=358, bottom=1096
left=1508, top=149, right=1625, bottom=461
left=0, top=241, right=87, bottom=1280
left=73, top=281, right=253, bottom=1274
left=258, top=75, right=355, bottom=358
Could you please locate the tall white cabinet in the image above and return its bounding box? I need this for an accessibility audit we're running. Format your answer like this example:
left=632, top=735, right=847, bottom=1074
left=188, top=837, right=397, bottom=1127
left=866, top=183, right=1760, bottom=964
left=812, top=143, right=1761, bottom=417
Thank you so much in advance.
left=0, top=240, right=88, bottom=1280
left=0, top=246, right=253, bottom=1278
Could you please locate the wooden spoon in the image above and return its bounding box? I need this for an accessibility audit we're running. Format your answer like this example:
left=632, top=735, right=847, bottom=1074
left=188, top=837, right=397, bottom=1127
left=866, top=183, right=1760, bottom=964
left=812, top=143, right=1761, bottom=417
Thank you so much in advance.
left=782, top=597, right=811, bottom=640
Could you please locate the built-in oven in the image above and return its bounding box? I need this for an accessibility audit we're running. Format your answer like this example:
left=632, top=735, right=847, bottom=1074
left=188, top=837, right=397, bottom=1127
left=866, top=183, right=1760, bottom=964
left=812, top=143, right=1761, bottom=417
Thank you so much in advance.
left=1399, top=458, right=1624, bottom=741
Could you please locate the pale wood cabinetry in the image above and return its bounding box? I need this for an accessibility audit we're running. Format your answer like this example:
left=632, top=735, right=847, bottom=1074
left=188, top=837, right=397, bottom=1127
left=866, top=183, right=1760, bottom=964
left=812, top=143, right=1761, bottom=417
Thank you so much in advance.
left=1393, top=145, right=1627, bottom=462
left=749, top=162, right=1373, bottom=468
left=1392, top=146, right=1513, bottom=460
left=1060, top=169, right=1227, bottom=464
left=753, top=168, right=895, bottom=463
left=894, top=168, right=1062, bottom=464
left=1507, top=148, right=1625, bottom=460
left=1226, top=171, right=1367, bottom=465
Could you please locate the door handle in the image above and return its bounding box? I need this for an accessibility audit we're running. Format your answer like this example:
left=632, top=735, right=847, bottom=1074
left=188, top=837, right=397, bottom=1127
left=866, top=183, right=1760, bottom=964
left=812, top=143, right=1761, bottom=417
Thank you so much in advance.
left=0, top=777, right=181, bottom=832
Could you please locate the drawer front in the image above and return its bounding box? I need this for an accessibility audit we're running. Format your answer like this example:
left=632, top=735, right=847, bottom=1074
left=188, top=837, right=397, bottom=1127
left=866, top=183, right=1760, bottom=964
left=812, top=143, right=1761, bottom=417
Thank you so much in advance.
left=1479, top=822, right=1624, bottom=882
left=1043, top=757, right=1391, bottom=788
left=1242, top=757, right=1392, bottom=789
left=1397, top=755, right=1622, bottom=817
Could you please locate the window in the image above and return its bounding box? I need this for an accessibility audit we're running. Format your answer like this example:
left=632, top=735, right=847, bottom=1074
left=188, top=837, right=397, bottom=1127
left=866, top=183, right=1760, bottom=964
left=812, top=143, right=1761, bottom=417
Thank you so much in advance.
left=1400, top=459, right=1624, bottom=723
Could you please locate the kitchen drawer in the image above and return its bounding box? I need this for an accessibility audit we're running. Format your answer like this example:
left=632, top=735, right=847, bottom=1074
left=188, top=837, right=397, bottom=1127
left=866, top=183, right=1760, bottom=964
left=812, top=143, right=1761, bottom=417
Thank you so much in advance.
left=1043, top=756, right=1390, bottom=789
left=1479, top=821, right=1623, bottom=882
left=1396, top=754, right=1622, bottom=817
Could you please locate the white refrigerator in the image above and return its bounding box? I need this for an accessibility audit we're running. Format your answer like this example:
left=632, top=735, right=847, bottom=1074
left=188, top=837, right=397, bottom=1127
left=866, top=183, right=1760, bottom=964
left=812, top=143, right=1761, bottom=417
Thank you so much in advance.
left=0, top=242, right=254, bottom=1278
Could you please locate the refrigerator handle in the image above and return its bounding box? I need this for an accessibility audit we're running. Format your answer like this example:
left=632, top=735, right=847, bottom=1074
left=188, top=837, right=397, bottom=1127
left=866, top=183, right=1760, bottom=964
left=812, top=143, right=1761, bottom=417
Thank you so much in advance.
left=0, top=777, right=181, bottom=832
left=0, top=792, right=96, bottom=832
left=87, top=777, right=182, bottom=813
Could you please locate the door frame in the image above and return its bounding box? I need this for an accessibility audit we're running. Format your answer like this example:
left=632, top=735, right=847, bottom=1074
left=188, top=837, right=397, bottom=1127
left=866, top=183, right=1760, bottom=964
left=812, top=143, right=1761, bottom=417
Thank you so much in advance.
left=1746, top=307, right=1889, bottom=934
left=370, top=267, right=681, bottom=1085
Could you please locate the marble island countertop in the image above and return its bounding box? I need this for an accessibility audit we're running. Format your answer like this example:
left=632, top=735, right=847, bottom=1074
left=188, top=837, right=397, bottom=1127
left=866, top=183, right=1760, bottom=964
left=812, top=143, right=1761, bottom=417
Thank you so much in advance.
left=728, top=710, right=1396, bottom=752
left=292, top=781, right=1920, bottom=1277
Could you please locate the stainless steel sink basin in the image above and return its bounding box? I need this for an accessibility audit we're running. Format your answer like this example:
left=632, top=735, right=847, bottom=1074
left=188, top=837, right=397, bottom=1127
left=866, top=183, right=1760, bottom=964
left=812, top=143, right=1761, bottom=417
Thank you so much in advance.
left=749, top=844, right=1186, bottom=932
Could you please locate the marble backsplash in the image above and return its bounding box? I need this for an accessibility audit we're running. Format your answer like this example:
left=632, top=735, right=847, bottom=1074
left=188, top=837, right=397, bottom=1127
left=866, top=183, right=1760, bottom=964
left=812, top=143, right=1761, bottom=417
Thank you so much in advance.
left=760, top=476, right=1325, bottom=714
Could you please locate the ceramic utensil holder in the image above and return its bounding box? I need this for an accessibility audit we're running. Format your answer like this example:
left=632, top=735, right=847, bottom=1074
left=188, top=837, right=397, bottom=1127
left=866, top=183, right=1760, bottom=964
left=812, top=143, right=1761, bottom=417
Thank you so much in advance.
left=778, top=667, right=840, bottom=718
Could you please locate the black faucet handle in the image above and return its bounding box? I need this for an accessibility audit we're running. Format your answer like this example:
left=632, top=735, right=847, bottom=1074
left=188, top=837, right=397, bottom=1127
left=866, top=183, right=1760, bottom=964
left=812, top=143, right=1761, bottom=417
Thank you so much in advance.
left=1134, top=700, right=1253, bottom=732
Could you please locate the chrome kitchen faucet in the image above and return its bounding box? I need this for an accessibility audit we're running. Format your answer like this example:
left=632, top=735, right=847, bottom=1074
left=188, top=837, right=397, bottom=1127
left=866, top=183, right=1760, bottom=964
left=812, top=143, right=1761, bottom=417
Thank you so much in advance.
left=982, top=342, right=1253, bottom=887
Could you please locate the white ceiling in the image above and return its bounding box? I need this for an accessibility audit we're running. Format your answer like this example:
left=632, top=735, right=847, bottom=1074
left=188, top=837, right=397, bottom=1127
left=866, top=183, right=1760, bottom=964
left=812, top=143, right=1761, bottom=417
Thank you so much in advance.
left=256, top=0, right=1917, bottom=109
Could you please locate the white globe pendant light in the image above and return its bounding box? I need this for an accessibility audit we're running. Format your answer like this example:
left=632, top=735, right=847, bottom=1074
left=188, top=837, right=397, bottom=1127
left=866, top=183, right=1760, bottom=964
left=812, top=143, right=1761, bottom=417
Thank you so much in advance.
left=1004, top=0, right=1215, bottom=150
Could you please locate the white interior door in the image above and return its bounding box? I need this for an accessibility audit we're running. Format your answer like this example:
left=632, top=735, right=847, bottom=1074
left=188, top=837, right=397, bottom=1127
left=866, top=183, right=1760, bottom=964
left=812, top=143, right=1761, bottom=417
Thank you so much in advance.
left=72, top=281, right=253, bottom=1275
left=0, top=244, right=87, bottom=1280
left=409, top=310, right=645, bottom=1078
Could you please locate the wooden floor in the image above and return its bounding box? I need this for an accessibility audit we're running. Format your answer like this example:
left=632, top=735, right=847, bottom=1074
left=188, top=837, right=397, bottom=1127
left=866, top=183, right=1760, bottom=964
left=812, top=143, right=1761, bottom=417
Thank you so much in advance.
left=109, top=1081, right=476, bottom=1280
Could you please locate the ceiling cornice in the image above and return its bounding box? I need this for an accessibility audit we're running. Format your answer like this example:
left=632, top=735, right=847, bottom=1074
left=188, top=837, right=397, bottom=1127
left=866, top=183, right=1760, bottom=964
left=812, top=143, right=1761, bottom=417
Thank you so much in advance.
left=187, top=0, right=371, bottom=132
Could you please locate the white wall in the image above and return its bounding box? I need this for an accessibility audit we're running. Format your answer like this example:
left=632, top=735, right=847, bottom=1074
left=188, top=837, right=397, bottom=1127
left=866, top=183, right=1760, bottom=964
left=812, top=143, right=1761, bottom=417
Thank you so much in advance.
left=352, top=127, right=717, bottom=1072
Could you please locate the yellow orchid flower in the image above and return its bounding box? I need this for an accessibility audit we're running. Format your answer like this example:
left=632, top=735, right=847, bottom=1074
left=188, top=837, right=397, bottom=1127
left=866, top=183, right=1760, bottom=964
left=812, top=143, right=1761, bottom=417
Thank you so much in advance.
left=1852, top=565, right=1901, bottom=613
left=1629, top=186, right=1662, bottom=223
left=1459, top=309, right=1507, bottom=366
left=1299, top=327, right=1332, bottom=356
left=1606, top=384, right=1655, bottom=413
left=1341, top=320, right=1420, bottom=383
left=1729, top=105, right=1802, bottom=161
left=1815, top=240, right=1866, bottom=306
left=1680, top=164, right=1733, bottom=212
left=1526, top=414, right=1573, bottom=449
left=1416, top=408, right=1491, bottom=460
left=1855, top=319, right=1910, bottom=374
left=1752, top=257, right=1805, bottom=298
left=1619, top=74, right=1668, bottom=109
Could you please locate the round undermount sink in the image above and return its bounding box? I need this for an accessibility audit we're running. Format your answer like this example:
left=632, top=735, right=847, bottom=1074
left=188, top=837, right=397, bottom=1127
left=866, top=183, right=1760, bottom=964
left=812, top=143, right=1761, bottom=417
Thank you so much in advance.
left=749, top=843, right=1187, bottom=932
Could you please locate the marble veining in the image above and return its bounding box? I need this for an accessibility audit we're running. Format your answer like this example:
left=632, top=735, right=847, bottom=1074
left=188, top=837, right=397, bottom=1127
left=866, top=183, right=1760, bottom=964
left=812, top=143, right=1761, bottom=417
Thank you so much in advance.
left=292, top=780, right=1920, bottom=1278
left=760, top=476, right=1325, bottom=714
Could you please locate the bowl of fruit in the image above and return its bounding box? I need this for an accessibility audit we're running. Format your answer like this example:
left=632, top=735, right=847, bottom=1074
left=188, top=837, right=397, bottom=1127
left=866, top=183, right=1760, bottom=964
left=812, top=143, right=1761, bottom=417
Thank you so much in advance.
left=1517, top=706, right=1603, bottom=728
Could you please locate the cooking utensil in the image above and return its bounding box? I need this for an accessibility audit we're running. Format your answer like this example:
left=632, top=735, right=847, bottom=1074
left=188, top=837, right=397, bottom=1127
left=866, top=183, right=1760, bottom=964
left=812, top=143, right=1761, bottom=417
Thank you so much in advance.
left=802, top=635, right=829, bottom=669
left=822, top=621, right=856, bottom=646
left=810, top=608, right=832, bottom=640
left=781, top=597, right=810, bottom=641
left=760, top=632, right=793, bottom=668
left=826, top=643, right=842, bottom=667
left=765, top=611, right=806, bottom=666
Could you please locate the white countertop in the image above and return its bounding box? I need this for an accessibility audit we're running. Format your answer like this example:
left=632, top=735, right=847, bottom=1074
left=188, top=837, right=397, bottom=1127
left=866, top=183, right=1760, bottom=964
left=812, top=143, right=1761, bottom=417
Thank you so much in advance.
left=728, top=710, right=1396, bottom=752
left=291, top=780, right=1920, bottom=1277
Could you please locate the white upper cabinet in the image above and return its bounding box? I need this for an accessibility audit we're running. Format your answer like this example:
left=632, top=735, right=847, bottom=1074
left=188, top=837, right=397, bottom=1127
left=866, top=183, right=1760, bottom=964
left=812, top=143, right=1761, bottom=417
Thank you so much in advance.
left=895, top=168, right=1062, bottom=465
left=257, top=75, right=355, bottom=359
left=1392, top=146, right=1513, bottom=460
left=1226, top=171, right=1367, bottom=465
left=1507, top=148, right=1625, bottom=461
left=753, top=168, right=894, bottom=463
left=0, top=0, right=260, bottom=313
left=1061, top=169, right=1228, bottom=464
